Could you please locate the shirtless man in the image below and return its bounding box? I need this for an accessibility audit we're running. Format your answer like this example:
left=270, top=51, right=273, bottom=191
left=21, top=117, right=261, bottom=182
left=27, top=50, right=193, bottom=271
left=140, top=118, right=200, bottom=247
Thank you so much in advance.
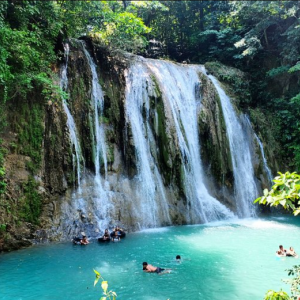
left=276, top=245, right=286, bottom=256
left=142, top=262, right=166, bottom=274
left=80, top=236, right=89, bottom=245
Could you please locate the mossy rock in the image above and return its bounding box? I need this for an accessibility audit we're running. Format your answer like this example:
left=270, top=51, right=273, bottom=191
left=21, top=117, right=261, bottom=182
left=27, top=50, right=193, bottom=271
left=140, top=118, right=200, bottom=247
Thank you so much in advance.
left=205, top=61, right=252, bottom=110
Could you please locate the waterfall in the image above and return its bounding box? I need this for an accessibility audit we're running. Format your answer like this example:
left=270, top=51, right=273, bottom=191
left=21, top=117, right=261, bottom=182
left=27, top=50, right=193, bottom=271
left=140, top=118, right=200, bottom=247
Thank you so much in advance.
left=81, top=42, right=108, bottom=179
left=255, top=135, right=273, bottom=185
left=124, top=62, right=171, bottom=228
left=60, top=43, right=83, bottom=192
left=245, top=116, right=273, bottom=186
left=208, top=73, right=258, bottom=217
left=81, top=41, right=112, bottom=231
left=145, top=60, right=234, bottom=223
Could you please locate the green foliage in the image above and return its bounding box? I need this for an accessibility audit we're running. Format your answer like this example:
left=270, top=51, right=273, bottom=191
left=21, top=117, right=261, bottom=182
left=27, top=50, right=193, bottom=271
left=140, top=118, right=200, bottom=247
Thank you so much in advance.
left=56, top=1, right=150, bottom=52
left=0, top=0, right=299, bottom=173
left=0, top=1, right=62, bottom=103
left=289, top=64, right=300, bottom=73
left=255, top=172, right=300, bottom=215
left=205, top=61, right=251, bottom=106
left=16, top=104, right=44, bottom=173
left=263, top=290, right=290, bottom=300
left=19, top=177, right=42, bottom=225
left=0, top=223, right=6, bottom=233
left=0, top=139, right=6, bottom=195
left=267, top=66, right=291, bottom=78
left=0, top=1, right=151, bottom=116
left=90, top=11, right=150, bottom=52
left=94, top=270, right=117, bottom=300
left=285, top=265, right=300, bottom=300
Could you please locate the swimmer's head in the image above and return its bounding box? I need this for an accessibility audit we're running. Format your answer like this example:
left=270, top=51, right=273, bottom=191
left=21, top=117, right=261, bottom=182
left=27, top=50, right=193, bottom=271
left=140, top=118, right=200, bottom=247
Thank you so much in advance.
left=176, top=255, right=181, bottom=260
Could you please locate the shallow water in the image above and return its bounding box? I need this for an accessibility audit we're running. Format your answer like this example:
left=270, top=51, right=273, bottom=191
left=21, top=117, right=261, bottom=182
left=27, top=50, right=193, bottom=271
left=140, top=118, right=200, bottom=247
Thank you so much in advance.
left=1, top=217, right=299, bottom=300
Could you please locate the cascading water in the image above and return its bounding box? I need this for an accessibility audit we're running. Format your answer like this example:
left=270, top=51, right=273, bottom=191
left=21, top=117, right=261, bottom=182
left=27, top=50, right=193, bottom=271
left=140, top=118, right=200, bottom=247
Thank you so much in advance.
left=56, top=43, right=270, bottom=240
left=60, top=43, right=84, bottom=192
left=81, top=41, right=112, bottom=230
left=124, top=62, right=171, bottom=228
left=245, top=116, right=273, bottom=186
left=208, top=73, right=258, bottom=217
left=81, top=42, right=108, bottom=179
left=145, top=60, right=234, bottom=223
left=255, top=135, right=273, bottom=185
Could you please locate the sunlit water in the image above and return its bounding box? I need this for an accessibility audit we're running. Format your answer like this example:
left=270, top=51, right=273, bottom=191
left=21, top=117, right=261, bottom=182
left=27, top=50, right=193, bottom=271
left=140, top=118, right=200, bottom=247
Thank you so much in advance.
left=1, top=217, right=300, bottom=300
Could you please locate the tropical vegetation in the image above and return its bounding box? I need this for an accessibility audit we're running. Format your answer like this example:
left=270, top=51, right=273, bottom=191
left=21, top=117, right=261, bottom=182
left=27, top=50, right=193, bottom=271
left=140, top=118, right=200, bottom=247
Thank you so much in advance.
left=0, top=1, right=300, bottom=170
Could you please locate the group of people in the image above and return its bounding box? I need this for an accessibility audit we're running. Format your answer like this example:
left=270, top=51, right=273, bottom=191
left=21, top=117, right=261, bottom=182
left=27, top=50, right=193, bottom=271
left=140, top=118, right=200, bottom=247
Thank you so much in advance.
left=276, top=245, right=298, bottom=257
left=101, top=227, right=125, bottom=241
left=73, top=226, right=126, bottom=245
left=142, top=255, right=182, bottom=274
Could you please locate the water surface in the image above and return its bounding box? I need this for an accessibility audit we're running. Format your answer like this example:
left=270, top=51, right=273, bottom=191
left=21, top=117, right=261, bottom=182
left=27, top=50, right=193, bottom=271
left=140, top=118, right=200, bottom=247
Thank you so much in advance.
left=1, top=217, right=299, bottom=300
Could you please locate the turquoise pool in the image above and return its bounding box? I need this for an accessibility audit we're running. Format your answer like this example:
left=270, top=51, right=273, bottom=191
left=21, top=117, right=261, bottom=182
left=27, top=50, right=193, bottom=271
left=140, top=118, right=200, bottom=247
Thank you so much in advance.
left=1, top=217, right=299, bottom=300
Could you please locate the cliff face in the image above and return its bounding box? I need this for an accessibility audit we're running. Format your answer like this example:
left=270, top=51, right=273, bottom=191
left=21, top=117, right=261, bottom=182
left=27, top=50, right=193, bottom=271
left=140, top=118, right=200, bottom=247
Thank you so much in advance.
left=0, top=38, right=284, bottom=251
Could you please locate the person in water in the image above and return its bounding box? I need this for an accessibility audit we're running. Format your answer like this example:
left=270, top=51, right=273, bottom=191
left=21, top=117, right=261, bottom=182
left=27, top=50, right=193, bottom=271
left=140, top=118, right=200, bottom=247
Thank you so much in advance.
left=102, top=229, right=110, bottom=240
left=142, top=262, right=171, bottom=274
left=176, top=255, right=181, bottom=262
left=276, top=245, right=286, bottom=256
left=80, top=236, right=89, bottom=245
left=286, top=247, right=298, bottom=257
left=112, top=228, right=121, bottom=241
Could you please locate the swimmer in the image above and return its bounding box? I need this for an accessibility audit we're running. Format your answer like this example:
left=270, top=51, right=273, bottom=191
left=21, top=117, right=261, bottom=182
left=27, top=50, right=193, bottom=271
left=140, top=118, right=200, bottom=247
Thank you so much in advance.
left=276, top=245, right=286, bottom=256
left=80, top=236, right=89, bottom=245
left=287, top=247, right=298, bottom=258
left=102, top=229, right=110, bottom=241
left=174, top=255, right=190, bottom=262
left=142, top=262, right=171, bottom=274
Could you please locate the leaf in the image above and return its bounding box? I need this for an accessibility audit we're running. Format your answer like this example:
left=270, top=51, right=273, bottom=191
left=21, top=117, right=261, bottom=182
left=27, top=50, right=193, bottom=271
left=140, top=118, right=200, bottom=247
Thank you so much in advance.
left=254, top=197, right=261, bottom=203
left=279, top=199, right=286, bottom=207
left=293, top=209, right=300, bottom=216
left=101, top=281, right=108, bottom=293
left=94, top=277, right=100, bottom=287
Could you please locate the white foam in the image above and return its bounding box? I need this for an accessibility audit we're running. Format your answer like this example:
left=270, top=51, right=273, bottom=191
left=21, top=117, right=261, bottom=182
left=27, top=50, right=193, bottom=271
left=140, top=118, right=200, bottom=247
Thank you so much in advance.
left=137, top=227, right=171, bottom=234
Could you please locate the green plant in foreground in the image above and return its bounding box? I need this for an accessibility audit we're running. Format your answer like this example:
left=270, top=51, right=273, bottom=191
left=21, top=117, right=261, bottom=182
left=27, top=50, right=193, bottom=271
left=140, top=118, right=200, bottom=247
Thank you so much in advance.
left=254, top=172, right=300, bottom=215
left=263, top=289, right=290, bottom=300
left=94, top=270, right=117, bottom=300
left=285, top=265, right=300, bottom=300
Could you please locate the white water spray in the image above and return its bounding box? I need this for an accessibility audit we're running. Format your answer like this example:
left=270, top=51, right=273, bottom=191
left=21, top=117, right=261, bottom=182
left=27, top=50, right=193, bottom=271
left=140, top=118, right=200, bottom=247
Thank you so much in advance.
left=245, top=116, right=273, bottom=186
left=146, top=60, right=233, bottom=223
left=81, top=42, right=112, bottom=230
left=81, top=42, right=108, bottom=180
left=60, top=43, right=84, bottom=192
left=124, top=62, right=172, bottom=228
left=208, top=73, right=258, bottom=217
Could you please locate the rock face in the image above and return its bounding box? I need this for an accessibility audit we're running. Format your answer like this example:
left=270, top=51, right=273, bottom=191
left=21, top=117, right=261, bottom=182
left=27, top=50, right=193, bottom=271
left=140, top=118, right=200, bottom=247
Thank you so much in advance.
left=0, top=38, right=283, bottom=251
